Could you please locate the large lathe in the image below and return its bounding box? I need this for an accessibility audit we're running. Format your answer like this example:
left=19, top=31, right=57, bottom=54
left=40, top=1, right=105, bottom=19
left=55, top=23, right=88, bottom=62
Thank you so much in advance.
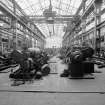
left=61, top=46, right=95, bottom=77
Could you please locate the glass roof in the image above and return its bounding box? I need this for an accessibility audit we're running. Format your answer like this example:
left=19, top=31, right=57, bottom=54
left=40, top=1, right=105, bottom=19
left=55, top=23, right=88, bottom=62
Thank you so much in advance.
left=15, top=0, right=82, bottom=37
left=16, top=0, right=82, bottom=16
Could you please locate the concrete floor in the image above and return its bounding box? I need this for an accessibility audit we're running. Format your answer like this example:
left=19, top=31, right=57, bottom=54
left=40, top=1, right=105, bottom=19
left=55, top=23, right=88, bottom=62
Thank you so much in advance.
left=0, top=56, right=105, bottom=105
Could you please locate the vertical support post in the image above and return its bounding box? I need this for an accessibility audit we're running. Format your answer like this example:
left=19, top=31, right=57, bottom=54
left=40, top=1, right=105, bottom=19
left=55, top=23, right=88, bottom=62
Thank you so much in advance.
left=12, top=0, right=17, bottom=50
left=81, top=0, right=86, bottom=43
left=22, top=26, right=27, bottom=49
left=12, top=19, right=17, bottom=49
left=94, top=0, right=102, bottom=54
left=93, top=3, right=97, bottom=50
left=0, top=32, right=2, bottom=54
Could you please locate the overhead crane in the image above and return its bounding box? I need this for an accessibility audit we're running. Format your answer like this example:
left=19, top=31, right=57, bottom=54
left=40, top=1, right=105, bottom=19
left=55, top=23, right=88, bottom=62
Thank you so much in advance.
left=25, top=0, right=75, bottom=37
left=26, top=0, right=74, bottom=24
left=27, top=15, right=74, bottom=24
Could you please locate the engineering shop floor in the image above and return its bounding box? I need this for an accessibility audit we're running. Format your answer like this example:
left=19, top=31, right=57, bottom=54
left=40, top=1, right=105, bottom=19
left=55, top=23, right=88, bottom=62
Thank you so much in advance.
left=0, top=56, right=105, bottom=105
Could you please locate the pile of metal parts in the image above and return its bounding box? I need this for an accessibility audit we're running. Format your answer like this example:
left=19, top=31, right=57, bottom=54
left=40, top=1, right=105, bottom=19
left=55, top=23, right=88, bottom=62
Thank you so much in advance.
left=0, top=53, right=18, bottom=72
left=9, top=48, right=50, bottom=81
left=60, top=45, right=105, bottom=78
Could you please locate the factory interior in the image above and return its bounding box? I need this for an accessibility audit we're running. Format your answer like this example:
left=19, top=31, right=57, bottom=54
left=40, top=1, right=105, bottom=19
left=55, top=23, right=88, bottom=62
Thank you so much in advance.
left=0, top=0, right=105, bottom=105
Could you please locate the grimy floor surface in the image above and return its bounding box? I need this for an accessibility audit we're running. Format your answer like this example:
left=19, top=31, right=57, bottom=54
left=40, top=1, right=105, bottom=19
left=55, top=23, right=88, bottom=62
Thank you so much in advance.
left=0, top=56, right=105, bottom=105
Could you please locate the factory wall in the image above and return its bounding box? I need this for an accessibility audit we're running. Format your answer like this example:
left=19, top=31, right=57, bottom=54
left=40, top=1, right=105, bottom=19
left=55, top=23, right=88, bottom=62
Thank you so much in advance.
left=0, top=0, right=46, bottom=53
left=62, top=0, right=105, bottom=53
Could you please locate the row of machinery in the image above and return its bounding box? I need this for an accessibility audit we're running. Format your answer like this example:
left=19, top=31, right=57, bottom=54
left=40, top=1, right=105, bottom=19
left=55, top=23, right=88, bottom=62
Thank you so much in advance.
left=60, top=44, right=105, bottom=78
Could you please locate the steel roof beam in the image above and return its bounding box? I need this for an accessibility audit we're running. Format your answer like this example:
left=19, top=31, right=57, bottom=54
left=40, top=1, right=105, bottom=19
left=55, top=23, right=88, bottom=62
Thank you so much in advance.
left=29, top=18, right=73, bottom=23
left=75, top=0, right=87, bottom=15
left=27, top=15, right=74, bottom=18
